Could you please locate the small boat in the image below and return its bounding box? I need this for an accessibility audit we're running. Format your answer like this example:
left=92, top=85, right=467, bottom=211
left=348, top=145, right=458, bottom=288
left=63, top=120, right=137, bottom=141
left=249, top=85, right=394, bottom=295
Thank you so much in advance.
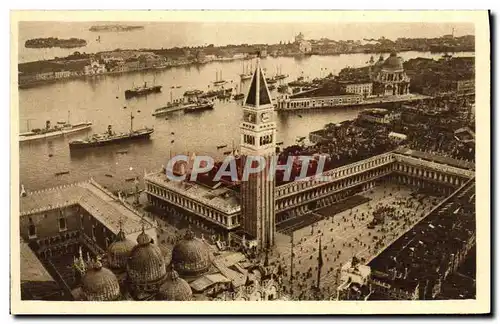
left=48, top=154, right=54, bottom=157
left=266, top=77, right=277, bottom=84
left=116, top=96, right=119, bottom=99
left=274, top=66, right=288, bottom=80
left=278, top=84, right=288, bottom=93
left=123, top=106, right=127, bottom=109
left=137, top=110, right=141, bottom=113
left=217, top=144, right=228, bottom=150
left=213, top=70, right=227, bottom=86
left=125, top=81, right=162, bottom=99
left=55, top=171, right=70, bottom=176
left=233, top=93, right=245, bottom=100
left=171, top=140, right=175, bottom=143
left=216, top=90, right=232, bottom=100
left=184, top=100, right=214, bottom=113
left=184, top=89, right=204, bottom=97
left=171, top=132, right=175, bottom=135
left=176, top=85, right=182, bottom=89
left=165, top=117, right=169, bottom=120
left=276, top=141, right=284, bottom=145
left=153, top=95, right=197, bottom=116
left=268, top=84, right=276, bottom=91
left=223, top=150, right=232, bottom=155
left=116, top=150, right=128, bottom=154
left=240, top=62, right=252, bottom=81
left=298, top=114, right=303, bottom=118
left=125, top=177, right=136, bottom=182
left=105, top=174, right=113, bottom=178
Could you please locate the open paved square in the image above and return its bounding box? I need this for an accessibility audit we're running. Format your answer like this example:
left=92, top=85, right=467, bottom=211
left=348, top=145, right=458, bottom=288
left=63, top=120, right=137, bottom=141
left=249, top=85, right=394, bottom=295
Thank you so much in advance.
left=270, top=182, right=443, bottom=299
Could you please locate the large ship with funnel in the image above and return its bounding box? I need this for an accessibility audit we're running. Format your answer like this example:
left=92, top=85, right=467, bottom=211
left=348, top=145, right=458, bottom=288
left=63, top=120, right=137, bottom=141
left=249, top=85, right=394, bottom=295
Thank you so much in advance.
left=19, top=113, right=92, bottom=143
left=69, top=113, right=153, bottom=149
left=125, top=81, right=162, bottom=99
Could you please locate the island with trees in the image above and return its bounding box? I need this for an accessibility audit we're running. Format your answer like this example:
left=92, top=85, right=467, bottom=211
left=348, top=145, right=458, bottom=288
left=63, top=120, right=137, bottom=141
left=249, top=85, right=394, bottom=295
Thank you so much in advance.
left=25, top=37, right=87, bottom=49
left=89, top=24, right=144, bottom=32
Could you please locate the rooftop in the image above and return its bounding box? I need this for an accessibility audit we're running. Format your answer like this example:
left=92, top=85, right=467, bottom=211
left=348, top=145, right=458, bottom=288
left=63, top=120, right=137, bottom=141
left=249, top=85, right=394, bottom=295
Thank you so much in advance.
left=20, top=179, right=155, bottom=236
left=394, top=147, right=475, bottom=171
left=20, top=239, right=62, bottom=300
left=290, top=84, right=350, bottom=99
left=368, top=178, right=475, bottom=292
left=145, top=172, right=241, bottom=215
left=20, top=239, right=56, bottom=283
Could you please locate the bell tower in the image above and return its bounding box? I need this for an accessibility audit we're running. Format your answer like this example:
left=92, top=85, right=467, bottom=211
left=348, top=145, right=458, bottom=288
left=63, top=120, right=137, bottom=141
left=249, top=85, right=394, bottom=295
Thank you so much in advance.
left=239, top=58, right=276, bottom=251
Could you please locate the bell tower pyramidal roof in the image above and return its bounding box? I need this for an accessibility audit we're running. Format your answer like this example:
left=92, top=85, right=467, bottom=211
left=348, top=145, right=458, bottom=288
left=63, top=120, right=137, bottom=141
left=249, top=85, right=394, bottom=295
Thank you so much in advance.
left=244, top=58, right=273, bottom=109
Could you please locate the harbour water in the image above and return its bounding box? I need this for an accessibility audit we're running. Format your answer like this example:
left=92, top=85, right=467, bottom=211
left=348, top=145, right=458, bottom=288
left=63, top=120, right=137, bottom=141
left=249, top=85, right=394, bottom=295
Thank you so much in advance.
left=18, top=52, right=474, bottom=192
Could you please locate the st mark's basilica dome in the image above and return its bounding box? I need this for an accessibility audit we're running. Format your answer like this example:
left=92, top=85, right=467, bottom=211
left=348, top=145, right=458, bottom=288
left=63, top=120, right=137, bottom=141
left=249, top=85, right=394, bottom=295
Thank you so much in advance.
left=171, top=229, right=211, bottom=277
left=127, top=229, right=167, bottom=285
left=81, top=259, right=121, bottom=301
left=107, top=228, right=136, bottom=269
left=157, top=269, right=193, bottom=301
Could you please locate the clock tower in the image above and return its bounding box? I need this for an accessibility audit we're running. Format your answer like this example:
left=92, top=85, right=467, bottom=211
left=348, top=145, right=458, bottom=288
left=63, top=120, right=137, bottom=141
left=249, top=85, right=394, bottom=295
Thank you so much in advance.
left=240, top=58, right=276, bottom=251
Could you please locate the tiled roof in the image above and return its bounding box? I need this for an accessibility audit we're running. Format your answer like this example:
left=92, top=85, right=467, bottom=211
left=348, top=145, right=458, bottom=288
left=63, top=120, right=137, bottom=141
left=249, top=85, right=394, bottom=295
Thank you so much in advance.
left=20, top=179, right=155, bottom=236
left=145, top=172, right=241, bottom=214
left=20, top=239, right=55, bottom=283
left=368, top=178, right=475, bottom=292
left=394, top=147, right=475, bottom=170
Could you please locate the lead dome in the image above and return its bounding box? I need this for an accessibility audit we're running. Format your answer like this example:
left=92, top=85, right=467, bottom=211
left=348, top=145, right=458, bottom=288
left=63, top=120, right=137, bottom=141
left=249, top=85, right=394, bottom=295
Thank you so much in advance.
left=382, top=52, right=404, bottom=71
left=107, top=228, right=136, bottom=269
left=81, top=259, right=121, bottom=301
left=127, top=230, right=167, bottom=284
left=171, top=229, right=211, bottom=277
left=157, top=269, right=193, bottom=301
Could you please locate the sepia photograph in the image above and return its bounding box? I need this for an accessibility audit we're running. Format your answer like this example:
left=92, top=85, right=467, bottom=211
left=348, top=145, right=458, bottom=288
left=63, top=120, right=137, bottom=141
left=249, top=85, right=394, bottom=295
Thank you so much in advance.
left=9, top=10, right=490, bottom=315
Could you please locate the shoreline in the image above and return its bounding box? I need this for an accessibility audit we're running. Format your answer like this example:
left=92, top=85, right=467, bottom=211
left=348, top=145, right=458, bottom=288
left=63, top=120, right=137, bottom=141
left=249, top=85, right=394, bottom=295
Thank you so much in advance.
left=18, top=50, right=475, bottom=90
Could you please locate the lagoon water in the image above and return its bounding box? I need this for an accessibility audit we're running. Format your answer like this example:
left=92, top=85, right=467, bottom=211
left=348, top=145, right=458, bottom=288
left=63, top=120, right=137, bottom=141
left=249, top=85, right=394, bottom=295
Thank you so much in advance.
left=17, top=27, right=474, bottom=192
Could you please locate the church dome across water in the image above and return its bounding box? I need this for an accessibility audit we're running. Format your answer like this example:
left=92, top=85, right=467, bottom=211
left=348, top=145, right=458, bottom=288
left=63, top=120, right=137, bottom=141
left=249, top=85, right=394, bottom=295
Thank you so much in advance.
left=382, top=52, right=404, bottom=71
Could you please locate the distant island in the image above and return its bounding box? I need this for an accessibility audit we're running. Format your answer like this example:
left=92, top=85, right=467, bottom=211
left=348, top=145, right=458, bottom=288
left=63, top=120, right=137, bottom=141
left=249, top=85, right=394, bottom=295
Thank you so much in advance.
left=89, top=24, right=144, bottom=32
left=25, top=37, right=87, bottom=49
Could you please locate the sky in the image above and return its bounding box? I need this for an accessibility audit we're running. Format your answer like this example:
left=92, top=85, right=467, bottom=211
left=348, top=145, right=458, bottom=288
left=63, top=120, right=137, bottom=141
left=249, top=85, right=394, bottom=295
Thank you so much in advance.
left=19, top=21, right=474, bottom=48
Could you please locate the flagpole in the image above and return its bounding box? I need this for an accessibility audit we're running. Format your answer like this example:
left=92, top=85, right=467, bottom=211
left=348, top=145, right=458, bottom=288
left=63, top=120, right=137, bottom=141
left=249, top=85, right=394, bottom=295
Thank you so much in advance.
left=317, top=235, right=323, bottom=290
left=290, top=231, right=294, bottom=296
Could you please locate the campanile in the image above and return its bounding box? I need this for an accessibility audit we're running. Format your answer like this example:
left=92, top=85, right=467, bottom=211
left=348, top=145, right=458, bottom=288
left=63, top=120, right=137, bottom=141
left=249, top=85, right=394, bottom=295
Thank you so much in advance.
left=239, top=58, right=276, bottom=251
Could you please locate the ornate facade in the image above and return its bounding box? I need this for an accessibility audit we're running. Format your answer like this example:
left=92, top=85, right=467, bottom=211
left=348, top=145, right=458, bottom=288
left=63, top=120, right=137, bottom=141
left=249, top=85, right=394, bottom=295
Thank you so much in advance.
left=372, top=52, right=410, bottom=96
